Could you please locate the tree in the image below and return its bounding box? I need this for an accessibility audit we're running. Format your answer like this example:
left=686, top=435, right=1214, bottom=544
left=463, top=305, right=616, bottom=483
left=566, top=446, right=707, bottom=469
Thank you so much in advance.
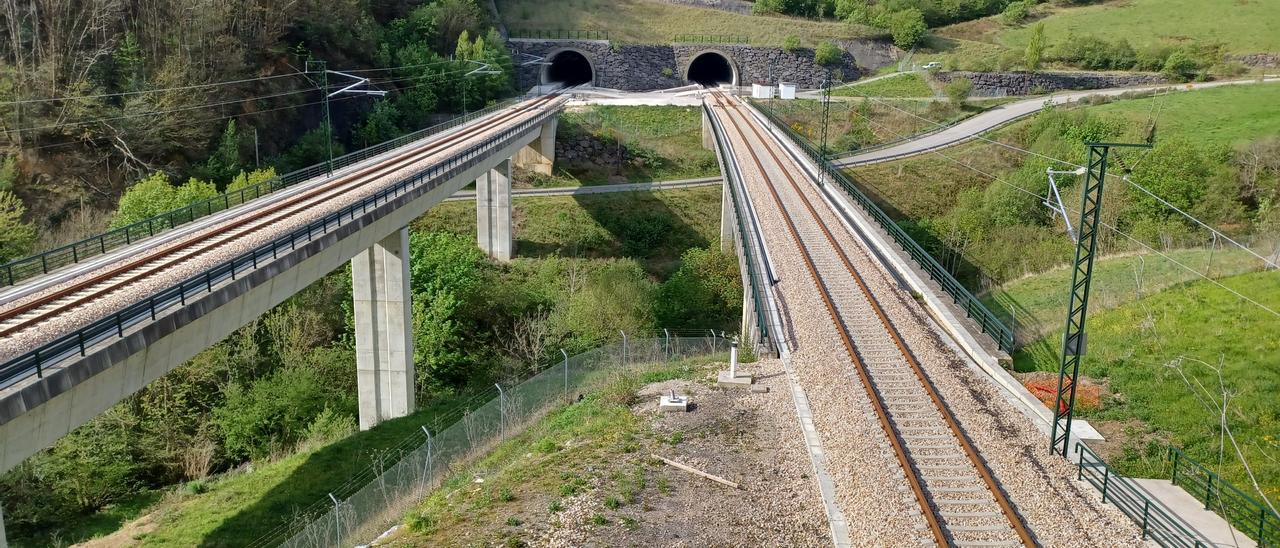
left=1001, top=0, right=1030, bottom=25
left=944, top=77, right=973, bottom=105
left=1025, top=22, right=1046, bottom=71
left=814, top=41, right=843, bottom=67
left=656, top=246, right=742, bottom=331
left=888, top=8, right=928, bottom=50
left=112, top=31, right=144, bottom=93
left=0, top=191, right=37, bottom=261
left=355, top=99, right=403, bottom=148
left=110, top=173, right=219, bottom=229
left=227, top=168, right=278, bottom=193
left=195, top=120, right=242, bottom=185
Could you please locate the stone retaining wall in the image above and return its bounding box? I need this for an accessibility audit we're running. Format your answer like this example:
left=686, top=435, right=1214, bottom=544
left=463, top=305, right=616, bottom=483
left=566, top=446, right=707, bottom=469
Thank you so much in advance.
left=511, top=39, right=877, bottom=91
left=932, top=70, right=1166, bottom=97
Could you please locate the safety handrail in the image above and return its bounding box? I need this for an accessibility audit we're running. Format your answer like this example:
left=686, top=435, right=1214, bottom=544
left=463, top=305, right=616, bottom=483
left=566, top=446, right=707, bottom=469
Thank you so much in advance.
left=673, top=34, right=750, bottom=44
left=749, top=99, right=1016, bottom=353
left=509, top=29, right=609, bottom=41
left=0, top=99, right=519, bottom=289
left=0, top=99, right=564, bottom=390
left=1076, top=443, right=1209, bottom=547
left=1168, top=446, right=1279, bottom=546
left=702, top=102, right=772, bottom=353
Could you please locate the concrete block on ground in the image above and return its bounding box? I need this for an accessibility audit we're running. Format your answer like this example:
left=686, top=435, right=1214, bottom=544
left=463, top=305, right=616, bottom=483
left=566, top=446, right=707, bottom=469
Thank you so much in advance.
left=659, top=392, right=688, bottom=413
left=717, top=370, right=753, bottom=388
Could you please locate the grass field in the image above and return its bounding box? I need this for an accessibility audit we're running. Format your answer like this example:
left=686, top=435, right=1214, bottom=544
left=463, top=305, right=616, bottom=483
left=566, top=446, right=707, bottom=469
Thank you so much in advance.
left=760, top=98, right=981, bottom=153
left=415, top=186, right=722, bottom=278
left=1013, top=271, right=1280, bottom=507
left=832, top=72, right=935, bottom=98
left=497, top=0, right=875, bottom=46
left=1000, top=0, right=1280, bottom=54
left=111, top=390, right=495, bottom=546
left=982, top=247, right=1268, bottom=343
left=1088, top=82, right=1280, bottom=148
left=551, top=105, right=718, bottom=186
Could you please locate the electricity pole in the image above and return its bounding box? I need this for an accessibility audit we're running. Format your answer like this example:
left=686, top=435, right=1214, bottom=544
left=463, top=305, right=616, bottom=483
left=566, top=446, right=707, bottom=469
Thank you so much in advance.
left=307, top=59, right=386, bottom=176
left=1050, top=141, right=1150, bottom=458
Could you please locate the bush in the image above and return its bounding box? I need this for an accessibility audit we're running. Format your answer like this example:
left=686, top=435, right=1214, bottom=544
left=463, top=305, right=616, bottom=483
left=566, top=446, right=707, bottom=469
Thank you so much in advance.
left=1161, top=50, right=1199, bottom=82
left=1000, top=0, right=1031, bottom=25
left=944, top=77, right=973, bottom=105
left=656, top=246, right=742, bottom=331
left=887, top=8, right=928, bottom=50
left=814, top=41, right=843, bottom=67
left=227, top=167, right=278, bottom=193
left=783, top=35, right=801, bottom=53
left=1025, top=22, right=1046, bottom=71
left=214, top=365, right=333, bottom=461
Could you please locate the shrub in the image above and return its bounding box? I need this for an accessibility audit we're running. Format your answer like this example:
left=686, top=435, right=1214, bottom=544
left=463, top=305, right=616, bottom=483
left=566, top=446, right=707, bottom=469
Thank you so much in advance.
left=1000, top=0, right=1030, bottom=25
left=214, top=365, right=332, bottom=461
left=944, top=77, right=973, bottom=105
left=814, top=41, right=843, bottom=67
left=1161, top=50, right=1199, bottom=82
left=783, top=35, right=801, bottom=53
left=887, top=9, right=928, bottom=50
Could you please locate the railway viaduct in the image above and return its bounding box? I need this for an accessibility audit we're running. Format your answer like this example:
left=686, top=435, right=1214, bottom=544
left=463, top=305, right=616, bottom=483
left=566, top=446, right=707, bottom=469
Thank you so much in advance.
left=0, top=97, right=562, bottom=478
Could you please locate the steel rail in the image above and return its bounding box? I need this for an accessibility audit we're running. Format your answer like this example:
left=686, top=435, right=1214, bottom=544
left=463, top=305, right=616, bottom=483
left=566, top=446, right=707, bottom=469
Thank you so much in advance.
left=711, top=90, right=1036, bottom=547
left=0, top=94, right=559, bottom=339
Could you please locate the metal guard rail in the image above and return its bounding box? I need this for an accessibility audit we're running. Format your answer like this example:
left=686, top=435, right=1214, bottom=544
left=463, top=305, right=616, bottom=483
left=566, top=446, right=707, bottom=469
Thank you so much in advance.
left=0, top=101, right=563, bottom=390
left=509, top=29, right=609, bottom=41
left=673, top=34, right=749, bottom=44
left=1076, top=443, right=1207, bottom=547
left=750, top=100, right=1016, bottom=353
left=0, top=99, right=519, bottom=289
left=1168, top=446, right=1278, bottom=547
left=702, top=103, right=771, bottom=352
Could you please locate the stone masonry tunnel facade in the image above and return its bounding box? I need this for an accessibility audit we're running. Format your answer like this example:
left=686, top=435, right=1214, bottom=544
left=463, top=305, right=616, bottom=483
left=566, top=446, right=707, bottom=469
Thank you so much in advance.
left=514, top=39, right=892, bottom=91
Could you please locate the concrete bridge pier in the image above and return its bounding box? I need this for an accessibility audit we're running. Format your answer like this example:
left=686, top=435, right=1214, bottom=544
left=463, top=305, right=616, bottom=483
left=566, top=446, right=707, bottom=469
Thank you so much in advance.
left=352, top=228, right=415, bottom=431
left=513, top=117, right=557, bottom=176
left=476, top=159, right=514, bottom=261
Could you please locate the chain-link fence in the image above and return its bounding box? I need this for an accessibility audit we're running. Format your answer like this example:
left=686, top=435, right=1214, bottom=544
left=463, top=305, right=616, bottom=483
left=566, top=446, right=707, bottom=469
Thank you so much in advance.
left=256, top=332, right=727, bottom=547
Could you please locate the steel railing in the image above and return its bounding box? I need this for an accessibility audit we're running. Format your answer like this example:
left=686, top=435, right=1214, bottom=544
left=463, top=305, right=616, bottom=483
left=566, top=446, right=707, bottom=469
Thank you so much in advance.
left=1168, top=446, right=1279, bottom=547
left=702, top=102, right=773, bottom=354
left=0, top=99, right=520, bottom=289
left=1076, top=443, right=1210, bottom=547
left=0, top=99, right=563, bottom=390
left=750, top=99, right=1016, bottom=353
left=673, top=34, right=749, bottom=44
left=509, top=29, right=609, bottom=41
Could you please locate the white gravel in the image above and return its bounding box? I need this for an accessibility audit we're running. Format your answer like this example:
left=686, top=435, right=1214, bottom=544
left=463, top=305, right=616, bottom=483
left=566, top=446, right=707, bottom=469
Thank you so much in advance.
left=712, top=94, right=1144, bottom=546
left=0, top=99, right=562, bottom=366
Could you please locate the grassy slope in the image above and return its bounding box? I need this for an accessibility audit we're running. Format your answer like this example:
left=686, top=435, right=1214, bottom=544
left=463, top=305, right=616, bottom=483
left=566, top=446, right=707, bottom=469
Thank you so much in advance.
left=833, top=72, right=935, bottom=98
left=391, top=359, right=711, bottom=545
left=1013, top=271, right=1280, bottom=507
left=497, top=0, right=874, bottom=46
left=1000, top=0, right=1280, bottom=54
left=1089, top=83, right=1280, bottom=148
left=982, top=248, right=1266, bottom=342
left=551, top=105, right=718, bottom=186
left=132, top=390, right=494, bottom=546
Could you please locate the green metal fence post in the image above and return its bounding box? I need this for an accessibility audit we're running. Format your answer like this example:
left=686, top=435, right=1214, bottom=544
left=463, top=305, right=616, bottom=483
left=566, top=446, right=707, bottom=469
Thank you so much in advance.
left=1141, top=500, right=1150, bottom=540
left=1101, top=467, right=1110, bottom=503
left=1259, top=508, right=1266, bottom=547
left=1205, top=473, right=1214, bottom=510
left=1171, top=449, right=1180, bottom=485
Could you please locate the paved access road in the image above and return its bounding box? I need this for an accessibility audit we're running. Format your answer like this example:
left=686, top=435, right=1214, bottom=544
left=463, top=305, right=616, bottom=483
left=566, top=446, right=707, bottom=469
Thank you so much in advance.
left=833, top=76, right=1280, bottom=167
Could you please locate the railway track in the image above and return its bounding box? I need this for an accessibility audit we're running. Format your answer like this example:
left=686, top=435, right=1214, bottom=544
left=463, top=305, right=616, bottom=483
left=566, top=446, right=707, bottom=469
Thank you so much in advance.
left=708, top=91, right=1036, bottom=547
left=0, top=94, right=561, bottom=356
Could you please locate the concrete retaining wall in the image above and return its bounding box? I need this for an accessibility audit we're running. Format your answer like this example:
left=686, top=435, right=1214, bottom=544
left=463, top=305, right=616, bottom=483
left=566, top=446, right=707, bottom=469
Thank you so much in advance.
left=933, top=70, right=1167, bottom=97
left=512, top=39, right=876, bottom=91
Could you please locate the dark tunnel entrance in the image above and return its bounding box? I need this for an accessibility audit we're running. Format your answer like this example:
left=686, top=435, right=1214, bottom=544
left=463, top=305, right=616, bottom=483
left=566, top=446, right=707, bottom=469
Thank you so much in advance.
left=686, top=52, right=734, bottom=86
left=545, top=50, right=594, bottom=86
